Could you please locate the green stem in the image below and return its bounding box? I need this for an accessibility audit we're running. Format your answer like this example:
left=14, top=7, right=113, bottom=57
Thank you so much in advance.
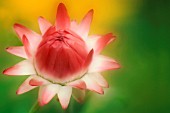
left=29, top=100, right=40, bottom=113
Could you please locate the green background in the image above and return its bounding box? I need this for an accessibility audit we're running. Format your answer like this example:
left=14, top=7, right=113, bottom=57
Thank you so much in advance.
left=0, top=0, right=170, bottom=113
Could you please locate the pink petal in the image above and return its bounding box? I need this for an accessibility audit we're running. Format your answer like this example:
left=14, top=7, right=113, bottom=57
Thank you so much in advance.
left=38, top=16, right=52, bottom=35
left=94, top=33, right=116, bottom=54
left=14, top=23, right=41, bottom=52
left=16, top=76, right=37, bottom=95
left=58, top=86, right=72, bottom=109
left=65, top=28, right=85, bottom=42
left=82, top=75, right=104, bottom=94
left=70, top=20, right=79, bottom=32
left=67, top=80, right=86, bottom=90
left=86, top=35, right=101, bottom=51
left=78, top=9, right=94, bottom=39
left=3, top=60, right=35, bottom=76
left=29, top=76, right=49, bottom=86
left=14, top=23, right=39, bottom=39
left=90, top=73, right=109, bottom=88
left=56, top=3, right=70, bottom=29
left=22, top=35, right=32, bottom=58
left=6, top=46, right=28, bottom=59
left=94, top=33, right=115, bottom=54
left=89, top=55, right=120, bottom=73
left=42, top=26, right=56, bottom=38
left=38, top=84, right=60, bottom=106
left=72, top=88, right=85, bottom=103
left=83, top=49, right=94, bottom=71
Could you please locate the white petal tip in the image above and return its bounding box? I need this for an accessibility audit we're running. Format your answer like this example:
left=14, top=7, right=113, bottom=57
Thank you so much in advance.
left=61, top=104, right=69, bottom=110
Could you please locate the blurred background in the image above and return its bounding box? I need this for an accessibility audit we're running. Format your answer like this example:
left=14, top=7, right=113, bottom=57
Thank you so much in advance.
left=0, top=0, right=170, bottom=113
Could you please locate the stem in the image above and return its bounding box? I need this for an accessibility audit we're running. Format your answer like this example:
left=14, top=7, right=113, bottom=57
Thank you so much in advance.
left=29, top=100, right=40, bottom=113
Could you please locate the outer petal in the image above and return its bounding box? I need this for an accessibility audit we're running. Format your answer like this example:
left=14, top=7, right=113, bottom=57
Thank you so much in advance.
left=67, top=80, right=86, bottom=90
left=77, top=9, right=94, bottom=39
left=70, top=20, right=79, bottom=32
left=3, top=60, right=36, bottom=76
left=38, top=16, right=52, bottom=35
left=22, top=35, right=32, bottom=58
left=82, top=49, right=94, bottom=71
left=14, top=23, right=40, bottom=40
left=16, top=76, right=37, bottom=95
left=42, top=26, right=56, bottom=38
left=89, top=73, right=109, bottom=88
left=6, top=46, right=28, bottom=59
left=72, top=88, right=85, bottom=103
left=14, top=23, right=41, bottom=52
left=58, top=86, right=72, bottom=109
left=87, top=33, right=115, bottom=54
left=56, top=3, right=70, bottom=29
left=82, top=75, right=104, bottom=94
left=29, top=76, right=50, bottom=86
left=86, top=35, right=100, bottom=51
left=89, top=55, right=120, bottom=73
left=38, top=84, right=60, bottom=106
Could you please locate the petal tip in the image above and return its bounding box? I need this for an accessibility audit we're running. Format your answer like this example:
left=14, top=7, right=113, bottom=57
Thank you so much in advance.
left=61, top=105, right=68, bottom=110
left=108, top=33, right=116, bottom=40
left=2, top=66, right=15, bottom=76
left=3, top=68, right=12, bottom=75
left=38, top=16, right=46, bottom=22
left=106, top=84, right=109, bottom=88
left=5, top=47, right=12, bottom=54
left=5, top=47, right=9, bottom=50
left=2, top=69, right=7, bottom=75
left=59, top=98, right=70, bottom=109
left=38, top=16, right=44, bottom=22
left=39, top=101, right=45, bottom=106
left=91, top=49, right=94, bottom=53
left=38, top=16, right=43, bottom=19
left=38, top=98, right=47, bottom=106
left=99, top=90, right=104, bottom=95
left=5, top=47, right=13, bottom=54
left=83, top=49, right=94, bottom=70
left=58, top=3, right=65, bottom=7
left=56, top=3, right=70, bottom=29
left=109, top=62, right=121, bottom=70
left=16, top=90, right=19, bottom=95
left=114, top=62, right=121, bottom=69
left=89, top=9, right=94, bottom=14
left=88, top=49, right=94, bottom=57
left=58, top=3, right=67, bottom=11
left=16, top=90, right=22, bottom=95
left=13, top=23, right=22, bottom=29
left=13, top=23, right=19, bottom=27
left=93, top=89, right=104, bottom=95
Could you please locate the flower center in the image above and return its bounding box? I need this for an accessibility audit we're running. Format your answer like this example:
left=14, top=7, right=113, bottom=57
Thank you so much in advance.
left=35, top=27, right=88, bottom=83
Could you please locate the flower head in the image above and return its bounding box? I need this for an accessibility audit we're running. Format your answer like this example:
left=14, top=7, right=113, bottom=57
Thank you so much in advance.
left=3, top=3, right=120, bottom=109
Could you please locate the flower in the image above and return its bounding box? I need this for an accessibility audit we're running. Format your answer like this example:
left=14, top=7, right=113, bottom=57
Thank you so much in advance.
left=3, top=3, right=120, bottom=109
